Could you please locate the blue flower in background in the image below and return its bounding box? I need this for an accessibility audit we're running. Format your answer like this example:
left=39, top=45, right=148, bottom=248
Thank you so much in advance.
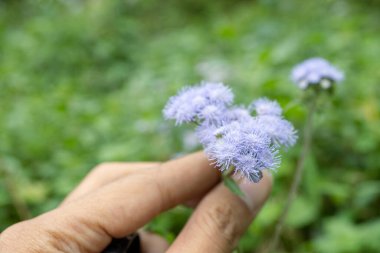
left=163, top=82, right=233, bottom=125
left=291, top=57, right=344, bottom=89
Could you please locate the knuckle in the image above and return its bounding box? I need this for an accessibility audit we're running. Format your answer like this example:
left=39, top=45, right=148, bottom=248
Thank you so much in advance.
left=1, top=221, right=29, bottom=241
left=90, top=162, right=123, bottom=180
left=0, top=221, right=43, bottom=252
left=148, top=172, right=172, bottom=211
left=92, top=162, right=113, bottom=175
left=1, top=215, right=88, bottom=252
left=200, top=203, right=240, bottom=245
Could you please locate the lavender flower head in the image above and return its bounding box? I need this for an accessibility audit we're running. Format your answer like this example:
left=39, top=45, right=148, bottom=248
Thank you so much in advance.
left=220, top=106, right=251, bottom=123
left=196, top=106, right=252, bottom=147
left=291, top=57, right=344, bottom=89
left=163, top=82, right=233, bottom=125
left=196, top=122, right=219, bottom=147
left=249, top=98, right=297, bottom=147
left=205, top=121, right=280, bottom=183
left=255, top=116, right=297, bottom=148
left=249, top=98, right=282, bottom=116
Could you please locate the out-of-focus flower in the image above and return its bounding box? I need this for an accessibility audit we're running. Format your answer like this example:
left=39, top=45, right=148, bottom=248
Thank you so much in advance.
left=291, top=57, right=344, bottom=89
left=163, top=82, right=233, bottom=125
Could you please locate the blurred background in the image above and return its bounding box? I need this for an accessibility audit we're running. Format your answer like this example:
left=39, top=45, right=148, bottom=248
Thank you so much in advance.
left=1, top=0, right=380, bottom=252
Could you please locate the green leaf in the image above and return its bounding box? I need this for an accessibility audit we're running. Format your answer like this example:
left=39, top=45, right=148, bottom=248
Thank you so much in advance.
left=223, top=176, right=244, bottom=197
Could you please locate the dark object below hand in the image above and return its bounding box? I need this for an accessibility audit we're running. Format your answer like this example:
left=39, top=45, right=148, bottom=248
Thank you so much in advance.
left=102, top=233, right=141, bottom=253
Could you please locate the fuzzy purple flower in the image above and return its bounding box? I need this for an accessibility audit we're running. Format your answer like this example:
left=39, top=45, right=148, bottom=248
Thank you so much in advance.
left=163, top=82, right=233, bottom=125
left=250, top=98, right=282, bottom=116
left=195, top=122, right=219, bottom=147
left=223, top=106, right=253, bottom=123
left=205, top=121, right=280, bottom=183
left=198, top=104, right=224, bottom=123
left=291, top=57, right=344, bottom=89
left=249, top=98, right=297, bottom=147
left=255, top=116, right=297, bottom=148
left=196, top=106, right=253, bottom=147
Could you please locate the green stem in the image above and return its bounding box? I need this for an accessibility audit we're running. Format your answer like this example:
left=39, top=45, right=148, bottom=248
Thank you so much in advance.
left=222, top=166, right=245, bottom=196
left=224, top=165, right=236, bottom=177
left=265, top=98, right=317, bottom=253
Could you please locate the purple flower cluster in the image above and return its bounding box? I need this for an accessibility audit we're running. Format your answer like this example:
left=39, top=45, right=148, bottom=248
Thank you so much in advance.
left=163, top=82, right=297, bottom=182
left=163, top=82, right=233, bottom=125
left=291, top=57, right=344, bottom=89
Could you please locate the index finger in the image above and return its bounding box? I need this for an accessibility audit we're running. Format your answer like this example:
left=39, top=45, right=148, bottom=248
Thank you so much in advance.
left=46, top=152, right=220, bottom=248
left=62, top=162, right=160, bottom=205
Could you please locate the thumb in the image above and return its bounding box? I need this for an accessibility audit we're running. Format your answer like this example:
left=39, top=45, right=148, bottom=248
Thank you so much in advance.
left=168, top=172, right=273, bottom=253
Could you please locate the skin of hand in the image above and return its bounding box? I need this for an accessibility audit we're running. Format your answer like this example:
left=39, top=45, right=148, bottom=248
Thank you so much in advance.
left=0, top=152, right=272, bottom=253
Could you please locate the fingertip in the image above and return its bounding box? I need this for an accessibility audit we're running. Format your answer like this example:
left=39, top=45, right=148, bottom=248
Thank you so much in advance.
left=238, top=170, right=273, bottom=213
left=168, top=151, right=215, bottom=172
left=168, top=171, right=273, bottom=253
left=140, top=231, right=169, bottom=253
left=159, top=151, right=221, bottom=200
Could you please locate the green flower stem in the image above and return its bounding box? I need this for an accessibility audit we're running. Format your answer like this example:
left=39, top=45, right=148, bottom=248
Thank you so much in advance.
left=222, top=166, right=245, bottom=197
left=224, top=165, right=236, bottom=177
left=266, top=97, right=317, bottom=253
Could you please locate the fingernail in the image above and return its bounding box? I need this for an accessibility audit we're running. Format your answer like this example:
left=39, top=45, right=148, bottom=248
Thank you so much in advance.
left=237, top=171, right=273, bottom=212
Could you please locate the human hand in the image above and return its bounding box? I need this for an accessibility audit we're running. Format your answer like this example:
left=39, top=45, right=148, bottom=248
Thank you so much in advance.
left=0, top=152, right=272, bottom=253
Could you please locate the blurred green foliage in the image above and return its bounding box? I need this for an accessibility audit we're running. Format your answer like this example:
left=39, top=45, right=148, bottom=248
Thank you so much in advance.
left=1, top=0, right=380, bottom=252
